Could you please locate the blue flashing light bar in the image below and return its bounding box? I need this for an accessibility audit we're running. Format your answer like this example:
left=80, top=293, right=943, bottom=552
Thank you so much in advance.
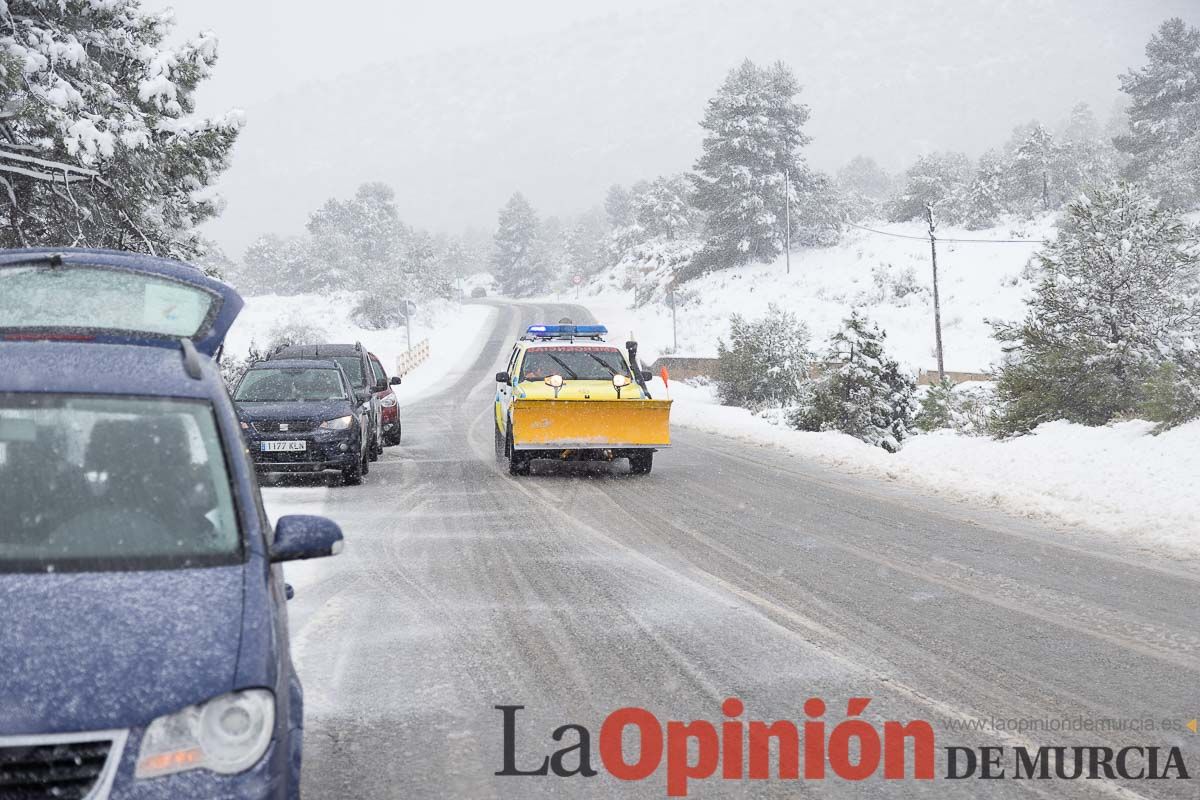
left=525, top=324, right=608, bottom=339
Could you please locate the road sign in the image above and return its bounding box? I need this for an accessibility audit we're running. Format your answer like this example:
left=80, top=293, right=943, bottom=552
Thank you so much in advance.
left=572, top=274, right=582, bottom=286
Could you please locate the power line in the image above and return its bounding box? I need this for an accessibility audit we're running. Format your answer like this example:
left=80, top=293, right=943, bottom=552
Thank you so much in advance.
left=844, top=220, right=1048, bottom=245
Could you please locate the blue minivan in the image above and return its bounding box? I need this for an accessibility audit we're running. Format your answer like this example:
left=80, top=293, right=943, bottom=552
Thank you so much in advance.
left=0, top=249, right=342, bottom=799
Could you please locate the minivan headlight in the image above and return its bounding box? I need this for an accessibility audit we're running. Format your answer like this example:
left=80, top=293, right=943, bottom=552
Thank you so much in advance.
left=136, top=689, right=274, bottom=779
left=319, top=415, right=354, bottom=430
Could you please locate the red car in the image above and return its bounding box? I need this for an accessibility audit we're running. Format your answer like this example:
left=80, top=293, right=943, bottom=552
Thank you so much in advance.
left=369, top=352, right=402, bottom=446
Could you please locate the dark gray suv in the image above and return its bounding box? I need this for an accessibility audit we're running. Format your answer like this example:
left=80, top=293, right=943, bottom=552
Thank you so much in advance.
left=269, top=343, right=385, bottom=460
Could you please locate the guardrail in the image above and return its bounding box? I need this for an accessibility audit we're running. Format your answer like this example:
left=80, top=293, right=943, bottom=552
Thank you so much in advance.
left=395, top=339, right=430, bottom=377
left=649, top=356, right=992, bottom=386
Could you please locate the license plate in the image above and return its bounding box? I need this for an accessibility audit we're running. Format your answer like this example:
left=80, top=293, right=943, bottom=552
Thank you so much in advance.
left=261, top=440, right=306, bottom=452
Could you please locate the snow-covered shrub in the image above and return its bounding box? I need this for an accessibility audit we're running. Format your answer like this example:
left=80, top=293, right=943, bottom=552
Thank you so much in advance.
left=1137, top=362, right=1200, bottom=431
left=351, top=293, right=406, bottom=330
left=789, top=311, right=918, bottom=452
left=915, top=378, right=998, bottom=435
left=716, top=305, right=812, bottom=409
left=992, top=184, right=1200, bottom=435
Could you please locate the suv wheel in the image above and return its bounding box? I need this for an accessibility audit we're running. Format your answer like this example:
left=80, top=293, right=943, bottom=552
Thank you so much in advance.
left=506, top=426, right=530, bottom=476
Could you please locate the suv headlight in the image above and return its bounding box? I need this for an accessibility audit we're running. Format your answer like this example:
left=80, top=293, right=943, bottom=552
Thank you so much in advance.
left=136, top=689, right=275, bottom=779
left=319, top=415, right=354, bottom=430
left=379, top=394, right=397, bottom=408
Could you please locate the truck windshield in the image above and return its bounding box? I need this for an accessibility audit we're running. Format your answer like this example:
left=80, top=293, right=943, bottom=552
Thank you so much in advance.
left=0, top=395, right=240, bottom=572
left=520, top=347, right=630, bottom=381
left=235, top=368, right=348, bottom=402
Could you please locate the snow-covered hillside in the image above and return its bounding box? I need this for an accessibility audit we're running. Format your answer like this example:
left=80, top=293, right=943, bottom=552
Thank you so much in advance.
left=580, top=217, right=1054, bottom=372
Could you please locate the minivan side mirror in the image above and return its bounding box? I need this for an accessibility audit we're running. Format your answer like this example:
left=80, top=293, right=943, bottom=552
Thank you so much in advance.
left=389, top=376, right=402, bottom=386
left=270, top=515, right=344, bottom=563
left=495, top=372, right=510, bottom=384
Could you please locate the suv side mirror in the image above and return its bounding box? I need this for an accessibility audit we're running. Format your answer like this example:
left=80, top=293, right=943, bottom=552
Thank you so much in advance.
left=270, top=515, right=344, bottom=563
left=389, top=376, right=402, bottom=386
left=495, top=372, right=510, bottom=384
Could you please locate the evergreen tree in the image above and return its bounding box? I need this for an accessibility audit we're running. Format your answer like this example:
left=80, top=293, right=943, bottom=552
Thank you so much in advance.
left=715, top=304, right=811, bottom=409
left=690, top=60, right=814, bottom=276
left=993, top=183, right=1200, bottom=434
left=886, top=152, right=973, bottom=224
left=564, top=207, right=610, bottom=278
left=0, top=0, right=242, bottom=256
left=837, top=156, right=893, bottom=221
left=963, top=150, right=1007, bottom=229
left=634, top=174, right=700, bottom=241
left=789, top=311, right=918, bottom=452
left=491, top=192, right=550, bottom=297
left=1058, top=103, right=1119, bottom=198
left=604, top=185, right=635, bottom=228
left=1116, top=17, right=1200, bottom=208
left=1007, top=123, right=1066, bottom=212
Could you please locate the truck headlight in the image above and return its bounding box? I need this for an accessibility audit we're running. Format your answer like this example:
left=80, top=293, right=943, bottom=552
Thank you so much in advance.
left=319, top=415, right=354, bottom=430
left=136, top=689, right=274, bottom=778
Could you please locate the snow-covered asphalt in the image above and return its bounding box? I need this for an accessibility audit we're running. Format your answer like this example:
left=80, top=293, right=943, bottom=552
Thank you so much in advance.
left=267, top=302, right=1200, bottom=799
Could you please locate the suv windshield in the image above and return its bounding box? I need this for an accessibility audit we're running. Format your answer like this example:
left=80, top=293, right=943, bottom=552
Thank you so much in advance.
left=520, top=347, right=630, bottom=381
left=331, top=356, right=366, bottom=387
left=0, top=395, right=239, bottom=572
left=235, top=368, right=347, bottom=402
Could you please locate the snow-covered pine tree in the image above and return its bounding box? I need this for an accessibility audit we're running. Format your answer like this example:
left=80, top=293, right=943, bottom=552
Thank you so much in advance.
left=306, top=182, right=404, bottom=292
left=992, top=183, right=1200, bottom=434
left=789, top=311, right=918, bottom=452
left=604, top=185, right=635, bottom=228
left=715, top=304, right=811, bottom=409
left=689, top=60, right=813, bottom=277
left=1007, top=123, right=1067, bottom=212
left=0, top=0, right=242, bottom=256
left=963, top=150, right=1007, bottom=229
left=491, top=192, right=551, bottom=297
left=1058, top=102, right=1119, bottom=196
left=886, top=152, right=973, bottom=225
left=634, top=174, right=700, bottom=241
left=1116, top=17, right=1200, bottom=209
left=563, top=207, right=610, bottom=278
left=836, top=155, right=894, bottom=222
left=240, top=234, right=317, bottom=294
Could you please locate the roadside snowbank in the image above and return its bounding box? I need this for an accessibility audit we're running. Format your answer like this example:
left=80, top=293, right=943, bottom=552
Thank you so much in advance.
left=661, top=379, right=1200, bottom=556
left=223, top=292, right=496, bottom=401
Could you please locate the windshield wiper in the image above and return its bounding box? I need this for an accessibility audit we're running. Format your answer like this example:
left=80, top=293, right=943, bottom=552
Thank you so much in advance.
left=540, top=354, right=579, bottom=380
left=585, top=353, right=620, bottom=378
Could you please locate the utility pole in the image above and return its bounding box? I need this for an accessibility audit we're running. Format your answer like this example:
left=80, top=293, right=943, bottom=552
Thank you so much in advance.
left=669, top=283, right=678, bottom=352
left=924, top=204, right=945, bottom=381
left=403, top=299, right=413, bottom=352
left=784, top=168, right=791, bottom=275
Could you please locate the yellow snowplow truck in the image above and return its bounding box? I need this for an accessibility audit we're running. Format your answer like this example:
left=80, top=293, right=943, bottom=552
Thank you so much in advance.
left=494, top=324, right=671, bottom=475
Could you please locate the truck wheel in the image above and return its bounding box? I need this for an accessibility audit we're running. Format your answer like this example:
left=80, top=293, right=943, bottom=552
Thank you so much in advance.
left=506, top=428, right=530, bottom=476
left=628, top=451, right=653, bottom=475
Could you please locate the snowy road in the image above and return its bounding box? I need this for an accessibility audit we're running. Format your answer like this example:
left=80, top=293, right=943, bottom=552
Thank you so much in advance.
left=269, top=302, right=1200, bottom=799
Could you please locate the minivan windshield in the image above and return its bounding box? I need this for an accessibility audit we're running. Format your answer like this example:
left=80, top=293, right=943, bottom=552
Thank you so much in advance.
left=234, top=368, right=348, bottom=402
left=0, top=395, right=240, bottom=572
left=0, top=264, right=216, bottom=339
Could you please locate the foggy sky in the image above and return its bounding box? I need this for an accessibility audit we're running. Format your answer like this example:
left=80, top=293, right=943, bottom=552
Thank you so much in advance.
left=147, top=0, right=1200, bottom=257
